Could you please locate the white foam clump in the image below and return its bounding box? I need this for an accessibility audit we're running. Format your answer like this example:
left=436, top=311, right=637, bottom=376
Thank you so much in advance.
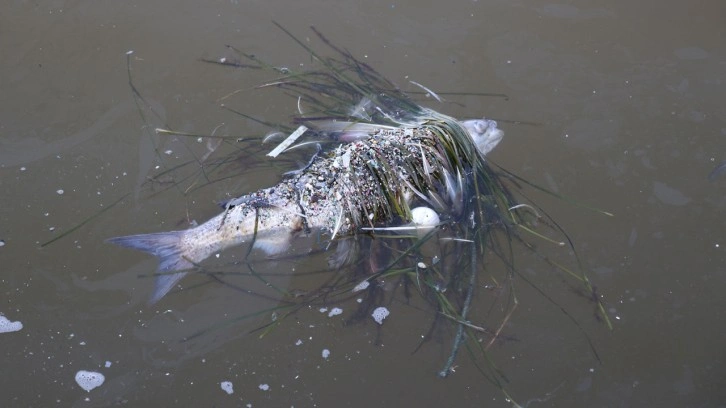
left=220, top=381, right=234, bottom=395
left=322, top=349, right=331, bottom=359
left=352, top=280, right=370, bottom=292
left=371, top=307, right=390, bottom=325
left=259, top=383, right=270, bottom=391
left=0, top=315, right=23, bottom=333
left=75, top=370, right=105, bottom=392
left=328, top=307, right=343, bottom=317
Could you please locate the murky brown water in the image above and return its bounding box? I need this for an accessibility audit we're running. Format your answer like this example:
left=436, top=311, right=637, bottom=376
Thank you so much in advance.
left=2, top=0, right=725, bottom=406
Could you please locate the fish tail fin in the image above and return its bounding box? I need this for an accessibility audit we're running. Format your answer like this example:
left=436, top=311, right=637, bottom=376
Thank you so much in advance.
left=107, top=231, right=192, bottom=303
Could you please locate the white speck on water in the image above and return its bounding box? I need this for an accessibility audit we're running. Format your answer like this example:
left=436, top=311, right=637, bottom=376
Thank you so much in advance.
left=258, top=383, right=270, bottom=391
left=164, top=150, right=173, bottom=155
left=75, top=370, right=105, bottom=392
left=56, top=189, right=64, bottom=195
left=715, top=243, right=720, bottom=248
left=295, top=339, right=303, bottom=346
left=79, top=341, right=86, bottom=346
left=104, top=361, right=112, bottom=368
left=49, top=227, right=56, bottom=231
left=0, top=240, right=5, bottom=247
left=356, top=298, right=363, bottom=303
left=319, top=307, right=328, bottom=313
left=353, top=280, right=369, bottom=292
left=215, top=253, right=220, bottom=258
left=126, top=50, right=134, bottom=55
left=371, top=307, right=390, bottom=325
left=328, top=307, right=343, bottom=317
left=322, top=349, right=331, bottom=359
left=0, top=315, right=23, bottom=333
left=220, top=381, right=234, bottom=395
left=417, top=262, right=427, bottom=269
left=220, top=57, right=227, bottom=63
left=20, top=167, right=26, bottom=171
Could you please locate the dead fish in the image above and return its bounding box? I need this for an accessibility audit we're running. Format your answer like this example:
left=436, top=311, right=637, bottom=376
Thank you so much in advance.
left=108, top=117, right=504, bottom=303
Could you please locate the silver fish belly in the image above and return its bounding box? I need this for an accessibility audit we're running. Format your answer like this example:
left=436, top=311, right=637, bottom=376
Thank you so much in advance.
left=108, top=120, right=504, bottom=302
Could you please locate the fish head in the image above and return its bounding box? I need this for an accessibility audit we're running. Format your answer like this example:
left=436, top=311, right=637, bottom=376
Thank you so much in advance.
left=461, top=118, right=504, bottom=156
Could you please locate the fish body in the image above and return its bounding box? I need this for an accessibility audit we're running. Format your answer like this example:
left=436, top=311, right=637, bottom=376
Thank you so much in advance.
left=109, top=118, right=504, bottom=302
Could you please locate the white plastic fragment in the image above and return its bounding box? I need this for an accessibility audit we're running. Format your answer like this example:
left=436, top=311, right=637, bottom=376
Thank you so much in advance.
left=352, top=280, right=370, bottom=292
left=0, top=315, right=23, bottom=333
left=75, top=370, right=105, bottom=392
left=322, top=349, right=331, bottom=359
left=267, top=125, right=308, bottom=158
left=371, top=307, right=390, bottom=325
left=328, top=307, right=343, bottom=317
left=220, top=381, right=234, bottom=395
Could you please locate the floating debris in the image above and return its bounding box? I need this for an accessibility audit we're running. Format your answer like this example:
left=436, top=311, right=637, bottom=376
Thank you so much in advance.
left=56, top=189, right=64, bottom=195
left=371, top=307, right=390, bottom=325
left=0, top=315, right=23, bottom=333
left=322, top=349, right=331, bottom=359
left=411, top=207, right=439, bottom=227
left=258, top=383, right=270, bottom=391
left=352, top=281, right=370, bottom=292
left=220, top=381, right=234, bottom=395
left=75, top=370, right=105, bottom=392
left=328, top=307, right=343, bottom=317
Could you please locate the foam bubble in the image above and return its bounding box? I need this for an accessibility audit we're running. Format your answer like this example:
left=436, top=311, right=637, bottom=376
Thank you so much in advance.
left=259, top=383, right=270, bottom=391
left=75, top=370, right=105, bottom=392
left=220, top=381, right=234, bottom=395
left=328, top=307, right=343, bottom=317
left=371, top=307, right=390, bottom=325
left=352, top=280, right=370, bottom=292
left=0, top=315, right=23, bottom=333
left=411, top=207, right=439, bottom=227
left=322, top=349, right=331, bottom=359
